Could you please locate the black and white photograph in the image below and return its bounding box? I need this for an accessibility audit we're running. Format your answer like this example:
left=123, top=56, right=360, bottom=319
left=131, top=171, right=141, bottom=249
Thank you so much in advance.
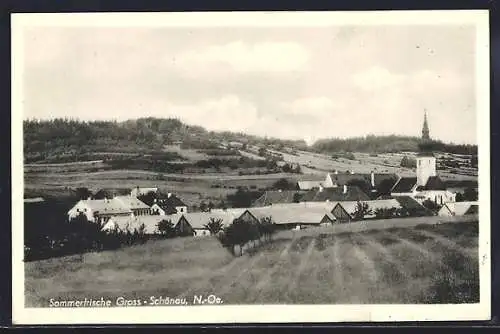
left=12, top=10, right=491, bottom=324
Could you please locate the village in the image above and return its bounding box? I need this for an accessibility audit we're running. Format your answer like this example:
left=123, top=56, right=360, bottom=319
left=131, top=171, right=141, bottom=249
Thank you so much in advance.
left=30, top=113, right=476, bottom=243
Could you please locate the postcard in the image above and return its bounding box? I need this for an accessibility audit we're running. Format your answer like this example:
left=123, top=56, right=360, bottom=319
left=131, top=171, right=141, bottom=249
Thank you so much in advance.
left=12, top=10, right=490, bottom=324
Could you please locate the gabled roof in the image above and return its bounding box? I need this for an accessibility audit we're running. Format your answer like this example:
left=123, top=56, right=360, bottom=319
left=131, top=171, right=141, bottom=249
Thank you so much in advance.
left=422, top=176, right=446, bottom=191
left=325, top=173, right=397, bottom=188
left=114, top=196, right=150, bottom=210
left=464, top=205, right=479, bottom=215
left=297, top=180, right=323, bottom=190
left=151, top=203, right=178, bottom=215
left=252, top=190, right=304, bottom=207
left=444, top=180, right=478, bottom=189
left=335, top=199, right=402, bottom=216
left=393, top=196, right=433, bottom=216
left=93, top=189, right=115, bottom=199
left=170, top=211, right=241, bottom=229
left=300, top=186, right=370, bottom=202
left=104, top=215, right=166, bottom=234
left=75, top=199, right=133, bottom=215
left=441, top=201, right=479, bottom=216
left=24, top=197, right=45, bottom=203
left=391, top=177, right=417, bottom=193
left=242, top=204, right=334, bottom=225
left=156, top=194, right=187, bottom=207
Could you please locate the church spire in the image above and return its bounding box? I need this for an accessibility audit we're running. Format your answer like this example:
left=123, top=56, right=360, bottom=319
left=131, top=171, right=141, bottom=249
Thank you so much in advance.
left=422, top=111, right=430, bottom=140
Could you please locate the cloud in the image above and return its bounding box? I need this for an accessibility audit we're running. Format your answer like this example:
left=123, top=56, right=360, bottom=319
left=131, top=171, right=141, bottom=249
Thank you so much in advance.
left=351, top=66, right=404, bottom=92
left=167, top=95, right=259, bottom=133
left=175, top=41, right=310, bottom=74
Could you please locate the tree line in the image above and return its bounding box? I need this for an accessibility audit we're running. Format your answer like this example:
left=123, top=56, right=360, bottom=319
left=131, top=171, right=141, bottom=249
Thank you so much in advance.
left=312, top=135, right=477, bottom=155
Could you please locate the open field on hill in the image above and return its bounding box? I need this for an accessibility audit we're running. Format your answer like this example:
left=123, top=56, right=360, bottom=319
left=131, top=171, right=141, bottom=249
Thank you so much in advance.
left=25, top=216, right=479, bottom=307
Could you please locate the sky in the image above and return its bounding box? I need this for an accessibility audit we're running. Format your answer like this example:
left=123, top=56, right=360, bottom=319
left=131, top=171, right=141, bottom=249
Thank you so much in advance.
left=22, top=24, right=477, bottom=145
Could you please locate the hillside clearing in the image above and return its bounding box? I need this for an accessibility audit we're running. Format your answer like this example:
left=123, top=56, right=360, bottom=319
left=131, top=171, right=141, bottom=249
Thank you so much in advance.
left=25, top=216, right=479, bottom=306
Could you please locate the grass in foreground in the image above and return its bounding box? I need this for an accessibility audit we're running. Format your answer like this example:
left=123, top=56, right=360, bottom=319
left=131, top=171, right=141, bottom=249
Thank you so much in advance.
left=25, top=219, right=479, bottom=306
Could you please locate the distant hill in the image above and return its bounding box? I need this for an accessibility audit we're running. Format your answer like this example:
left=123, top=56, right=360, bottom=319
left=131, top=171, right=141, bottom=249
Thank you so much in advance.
left=23, top=118, right=308, bottom=163
left=24, top=118, right=477, bottom=164
left=311, top=135, right=477, bottom=156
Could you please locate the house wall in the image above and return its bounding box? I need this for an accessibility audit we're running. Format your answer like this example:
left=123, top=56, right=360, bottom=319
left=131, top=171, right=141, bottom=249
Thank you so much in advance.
left=68, top=203, right=93, bottom=221
left=414, top=190, right=455, bottom=205
left=132, top=208, right=151, bottom=216
left=332, top=205, right=351, bottom=223
left=194, top=229, right=211, bottom=237
left=239, top=211, right=260, bottom=224
left=175, top=217, right=195, bottom=237
left=150, top=204, right=166, bottom=215
left=438, top=205, right=453, bottom=217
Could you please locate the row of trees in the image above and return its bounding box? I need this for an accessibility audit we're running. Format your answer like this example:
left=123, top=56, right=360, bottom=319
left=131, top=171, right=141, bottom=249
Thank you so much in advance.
left=312, top=135, right=477, bottom=155
left=349, top=200, right=434, bottom=221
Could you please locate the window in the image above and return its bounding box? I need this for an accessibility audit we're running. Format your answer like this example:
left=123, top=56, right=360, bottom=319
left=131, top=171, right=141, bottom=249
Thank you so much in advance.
left=180, top=208, right=183, bottom=212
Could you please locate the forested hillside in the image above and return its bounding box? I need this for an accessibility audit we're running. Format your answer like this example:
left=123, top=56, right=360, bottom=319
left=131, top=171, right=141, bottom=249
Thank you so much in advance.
left=24, top=118, right=477, bottom=164
left=23, top=118, right=308, bottom=163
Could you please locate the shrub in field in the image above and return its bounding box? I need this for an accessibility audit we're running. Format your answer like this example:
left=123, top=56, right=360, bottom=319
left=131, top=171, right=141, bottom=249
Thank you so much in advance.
left=352, top=201, right=372, bottom=220
left=203, top=218, right=224, bottom=235
left=422, top=199, right=442, bottom=213
left=157, top=219, right=176, bottom=238
left=374, top=207, right=397, bottom=219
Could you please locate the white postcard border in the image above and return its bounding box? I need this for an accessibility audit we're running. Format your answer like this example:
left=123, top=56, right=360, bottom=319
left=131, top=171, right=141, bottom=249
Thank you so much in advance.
left=11, top=10, right=491, bottom=325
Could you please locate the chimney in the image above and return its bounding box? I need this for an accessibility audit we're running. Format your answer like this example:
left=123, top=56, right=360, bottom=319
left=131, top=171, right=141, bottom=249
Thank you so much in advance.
left=371, top=171, right=375, bottom=187
left=343, top=185, right=347, bottom=194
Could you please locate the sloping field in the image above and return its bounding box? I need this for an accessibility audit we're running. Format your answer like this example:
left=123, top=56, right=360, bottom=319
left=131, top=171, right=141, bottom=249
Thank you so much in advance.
left=25, top=216, right=479, bottom=307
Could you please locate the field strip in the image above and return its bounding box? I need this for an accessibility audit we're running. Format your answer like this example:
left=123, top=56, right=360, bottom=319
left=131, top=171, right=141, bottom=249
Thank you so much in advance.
left=354, top=233, right=411, bottom=281
left=214, top=250, right=275, bottom=298
left=253, top=240, right=296, bottom=291
left=330, top=235, right=347, bottom=302
left=414, top=229, right=478, bottom=260
left=349, top=235, right=380, bottom=285
left=383, top=230, right=439, bottom=262
left=176, top=252, right=264, bottom=299
left=383, top=230, right=454, bottom=273
left=286, top=238, right=316, bottom=294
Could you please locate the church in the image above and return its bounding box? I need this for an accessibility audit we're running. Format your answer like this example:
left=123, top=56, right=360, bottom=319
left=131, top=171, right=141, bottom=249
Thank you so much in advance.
left=390, top=112, right=456, bottom=205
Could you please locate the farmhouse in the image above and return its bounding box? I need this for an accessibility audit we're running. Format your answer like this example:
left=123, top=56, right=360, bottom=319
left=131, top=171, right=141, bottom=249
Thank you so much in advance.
left=150, top=193, right=188, bottom=215
left=169, top=211, right=242, bottom=237
left=103, top=215, right=166, bottom=234
left=438, top=201, right=478, bottom=217
left=67, top=198, right=133, bottom=223
left=331, top=199, right=403, bottom=223
left=300, top=185, right=369, bottom=202
left=239, top=204, right=335, bottom=230
left=297, top=171, right=397, bottom=195
left=114, top=195, right=151, bottom=216
left=251, top=190, right=306, bottom=207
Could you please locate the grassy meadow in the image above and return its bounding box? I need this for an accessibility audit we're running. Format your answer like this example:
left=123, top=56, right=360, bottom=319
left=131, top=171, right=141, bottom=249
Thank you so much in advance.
left=25, top=216, right=479, bottom=307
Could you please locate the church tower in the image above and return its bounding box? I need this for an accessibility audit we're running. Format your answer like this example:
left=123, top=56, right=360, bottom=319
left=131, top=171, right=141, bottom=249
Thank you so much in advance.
left=422, top=111, right=430, bottom=140
left=416, top=111, right=436, bottom=186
